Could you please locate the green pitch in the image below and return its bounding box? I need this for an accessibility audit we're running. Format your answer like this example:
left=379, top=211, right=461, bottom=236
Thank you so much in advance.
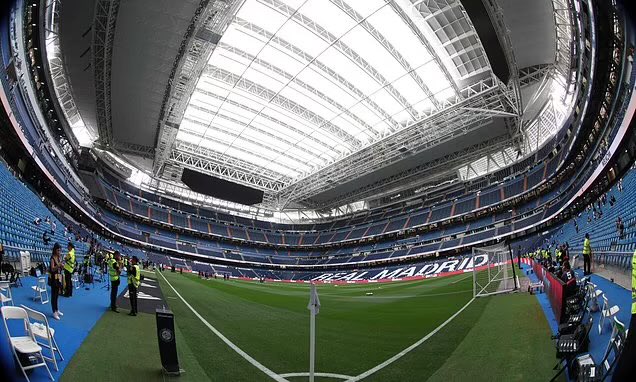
left=63, top=271, right=562, bottom=381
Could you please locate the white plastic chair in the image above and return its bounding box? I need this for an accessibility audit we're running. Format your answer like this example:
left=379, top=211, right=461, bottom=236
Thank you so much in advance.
left=71, top=273, right=79, bottom=290
left=587, top=283, right=603, bottom=312
left=1, top=281, right=14, bottom=306
left=598, top=295, right=620, bottom=334
left=20, top=305, right=64, bottom=371
left=31, top=277, right=49, bottom=304
left=1, top=306, right=54, bottom=381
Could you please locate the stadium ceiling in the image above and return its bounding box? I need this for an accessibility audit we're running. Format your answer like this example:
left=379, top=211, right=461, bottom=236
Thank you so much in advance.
left=53, top=0, right=561, bottom=210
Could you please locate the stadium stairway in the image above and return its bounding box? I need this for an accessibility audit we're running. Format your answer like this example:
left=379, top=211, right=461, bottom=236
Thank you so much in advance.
left=551, top=168, right=636, bottom=254
left=0, top=274, right=129, bottom=381
left=0, top=161, right=89, bottom=266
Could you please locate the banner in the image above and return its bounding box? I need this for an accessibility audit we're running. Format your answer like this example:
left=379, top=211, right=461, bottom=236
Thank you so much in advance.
left=532, top=260, right=566, bottom=323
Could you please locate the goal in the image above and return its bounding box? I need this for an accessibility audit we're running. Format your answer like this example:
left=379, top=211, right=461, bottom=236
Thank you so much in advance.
left=472, top=245, right=519, bottom=298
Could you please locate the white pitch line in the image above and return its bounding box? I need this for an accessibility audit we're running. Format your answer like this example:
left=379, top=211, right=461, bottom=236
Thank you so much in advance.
left=450, top=274, right=473, bottom=284
left=158, top=271, right=288, bottom=382
left=279, top=372, right=353, bottom=380
left=346, top=297, right=476, bottom=381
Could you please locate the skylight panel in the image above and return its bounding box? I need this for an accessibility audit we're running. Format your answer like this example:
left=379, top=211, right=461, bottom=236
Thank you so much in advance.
left=212, top=54, right=250, bottom=78
left=329, top=114, right=366, bottom=139
left=346, top=0, right=387, bottom=19
left=299, top=0, right=357, bottom=37
left=411, top=97, right=436, bottom=117
left=415, top=62, right=451, bottom=94
left=317, top=46, right=380, bottom=95
left=235, top=0, right=289, bottom=35
left=284, top=145, right=317, bottom=163
left=255, top=103, right=318, bottom=137
left=241, top=66, right=287, bottom=94
left=346, top=102, right=387, bottom=130
left=179, top=119, right=207, bottom=135
left=390, top=72, right=428, bottom=107
left=224, top=91, right=267, bottom=114
left=257, top=44, right=305, bottom=77
left=275, top=21, right=330, bottom=58
left=366, top=5, right=433, bottom=69
left=393, top=110, right=414, bottom=127
left=191, top=90, right=223, bottom=109
left=241, top=129, right=291, bottom=154
left=435, top=88, right=456, bottom=103
left=195, top=79, right=230, bottom=100
left=176, top=130, right=203, bottom=146
left=296, top=66, right=359, bottom=109
left=187, top=107, right=218, bottom=124
left=217, top=26, right=266, bottom=59
left=340, top=26, right=406, bottom=87
left=367, top=88, right=407, bottom=120
left=277, top=86, right=339, bottom=124
left=251, top=115, right=308, bottom=144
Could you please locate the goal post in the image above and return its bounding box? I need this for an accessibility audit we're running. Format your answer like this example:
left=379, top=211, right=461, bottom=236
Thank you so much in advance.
left=472, top=244, right=519, bottom=298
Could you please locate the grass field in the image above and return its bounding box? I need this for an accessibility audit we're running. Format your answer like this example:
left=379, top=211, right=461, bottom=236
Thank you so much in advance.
left=63, top=270, right=562, bottom=381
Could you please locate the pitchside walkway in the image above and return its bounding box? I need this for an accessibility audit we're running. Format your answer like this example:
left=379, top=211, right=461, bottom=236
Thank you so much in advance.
left=522, top=264, right=632, bottom=375
left=0, top=274, right=128, bottom=382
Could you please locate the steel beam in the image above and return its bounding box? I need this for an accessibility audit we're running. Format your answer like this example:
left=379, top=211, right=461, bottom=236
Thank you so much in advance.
left=391, top=0, right=462, bottom=94
left=203, top=66, right=363, bottom=148
left=233, top=18, right=401, bottom=130
left=168, top=144, right=287, bottom=191
left=519, top=64, right=555, bottom=88
left=297, top=134, right=515, bottom=210
left=328, top=0, right=442, bottom=110
left=274, top=77, right=516, bottom=207
left=216, top=43, right=379, bottom=138
left=92, top=0, right=120, bottom=147
left=152, top=0, right=240, bottom=176
left=113, top=140, right=155, bottom=159
left=257, top=0, right=419, bottom=119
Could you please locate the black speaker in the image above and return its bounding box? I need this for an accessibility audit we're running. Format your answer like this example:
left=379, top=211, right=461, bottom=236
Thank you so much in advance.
left=156, top=308, right=181, bottom=375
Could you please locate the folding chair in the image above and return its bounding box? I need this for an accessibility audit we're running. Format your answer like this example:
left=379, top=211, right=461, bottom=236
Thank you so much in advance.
left=573, top=320, right=626, bottom=380
left=31, top=277, right=49, bottom=304
left=1, top=281, right=14, bottom=306
left=71, top=273, right=79, bottom=290
left=20, top=305, right=64, bottom=371
left=587, top=283, right=603, bottom=312
left=598, top=295, right=620, bottom=335
left=1, top=306, right=54, bottom=381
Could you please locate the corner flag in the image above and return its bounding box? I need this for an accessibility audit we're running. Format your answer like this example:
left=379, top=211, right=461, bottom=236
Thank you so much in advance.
left=308, top=283, right=320, bottom=382
left=307, top=283, right=321, bottom=315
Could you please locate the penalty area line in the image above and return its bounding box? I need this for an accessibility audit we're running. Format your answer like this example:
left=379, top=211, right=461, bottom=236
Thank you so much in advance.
left=157, top=271, right=289, bottom=382
left=280, top=372, right=353, bottom=380
left=346, top=297, right=476, bottom=381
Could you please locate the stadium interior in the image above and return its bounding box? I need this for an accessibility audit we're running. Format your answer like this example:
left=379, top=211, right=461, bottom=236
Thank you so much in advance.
left=0, top=0, right=635, bottom=380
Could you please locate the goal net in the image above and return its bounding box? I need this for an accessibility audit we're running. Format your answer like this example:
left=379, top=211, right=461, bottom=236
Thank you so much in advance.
left=472, top=245, right=519, bottom=298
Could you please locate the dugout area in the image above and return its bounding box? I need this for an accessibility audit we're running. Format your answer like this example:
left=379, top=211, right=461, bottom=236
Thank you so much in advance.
left=56, top=270, right=563, bottom=381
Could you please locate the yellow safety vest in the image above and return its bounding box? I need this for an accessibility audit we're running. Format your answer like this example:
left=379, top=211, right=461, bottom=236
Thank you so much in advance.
left=64, top=249, right=76, bottom=273
left=128, top=264, right=140, bottom=288
left=583, top=238, right=591, bottom=255
left=108, top=259, right=119, bottom=282
left=631, top=250, right=635, bottom=314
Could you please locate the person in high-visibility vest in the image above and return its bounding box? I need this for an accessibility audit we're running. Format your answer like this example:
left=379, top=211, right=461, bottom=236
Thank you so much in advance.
left=63, top=242, right=76, bottom=297
left=109, top=252, right=122, bottom=313
left=613, top=250, right=636, bottom=379
left=582, top=233, right=592, bottom=275
left=127, top=256, right=141, bottom=316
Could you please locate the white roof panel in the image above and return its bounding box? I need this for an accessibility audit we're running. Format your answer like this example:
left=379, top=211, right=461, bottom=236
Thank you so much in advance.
left=175, top=0, right=493, bottom=186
